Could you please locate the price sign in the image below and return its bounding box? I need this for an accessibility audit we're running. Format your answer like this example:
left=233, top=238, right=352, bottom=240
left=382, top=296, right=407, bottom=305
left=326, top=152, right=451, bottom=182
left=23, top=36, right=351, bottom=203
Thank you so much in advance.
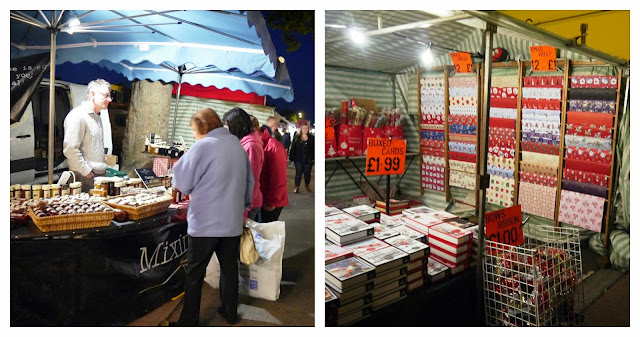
left=326, top=127, right=335, bottom=141
left=485, top=205, right=524, bottom=249
left=135, top=168, right=166, bottom=192
left=530, top=45, right=557, bottom=72
left=450, top=52, right=473, bottom=73
left=365, top=138, right=406, bottom=176
left=326, top=116, right=337, bottom=128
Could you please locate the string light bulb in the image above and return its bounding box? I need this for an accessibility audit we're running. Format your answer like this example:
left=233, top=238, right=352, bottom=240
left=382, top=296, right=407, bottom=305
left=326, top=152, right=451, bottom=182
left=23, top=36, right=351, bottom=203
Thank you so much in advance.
left=421, top=42, right=434, bottom=65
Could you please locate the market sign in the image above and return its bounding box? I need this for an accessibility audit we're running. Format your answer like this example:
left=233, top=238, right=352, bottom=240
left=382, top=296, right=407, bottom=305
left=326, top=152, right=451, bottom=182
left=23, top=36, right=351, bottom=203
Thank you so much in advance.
left=365, top=138, right=406, bottom=176
left=450, top=52, right=473, bottom=73
left=530, top=45, right=557, bottom=72
left=485, top=205, right=524, bottom=248
left=326, top=126, right=335, bottom=141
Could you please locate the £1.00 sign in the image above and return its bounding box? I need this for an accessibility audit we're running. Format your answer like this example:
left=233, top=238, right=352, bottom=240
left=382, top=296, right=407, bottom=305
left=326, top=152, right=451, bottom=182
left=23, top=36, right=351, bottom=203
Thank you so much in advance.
left=365, top=138, right=406, bottom=176
left=485, top=205, right=524, bottom=247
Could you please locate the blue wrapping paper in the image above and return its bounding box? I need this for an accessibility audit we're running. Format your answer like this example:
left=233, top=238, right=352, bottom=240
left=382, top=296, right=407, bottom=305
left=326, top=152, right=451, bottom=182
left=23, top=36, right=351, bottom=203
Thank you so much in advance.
left=448, top=141, right=476, bottom=154
left=421, top=130, right=445, bottom=141
left=449, top=124, right=477, bottom=135
left=488, top=165, right=514, bottom=179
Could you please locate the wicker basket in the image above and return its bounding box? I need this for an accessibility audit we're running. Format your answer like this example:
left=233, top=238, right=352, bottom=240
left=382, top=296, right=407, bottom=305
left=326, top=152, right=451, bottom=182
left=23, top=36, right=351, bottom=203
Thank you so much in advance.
left=27, top=204, right=114, bottom=232
left=104, top=194, right=172, bottom=220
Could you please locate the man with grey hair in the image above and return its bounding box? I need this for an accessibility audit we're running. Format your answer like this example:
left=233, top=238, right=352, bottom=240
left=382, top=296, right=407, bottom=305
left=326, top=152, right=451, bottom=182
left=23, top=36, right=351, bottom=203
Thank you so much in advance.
left=63, top=79, right=112, bottom=192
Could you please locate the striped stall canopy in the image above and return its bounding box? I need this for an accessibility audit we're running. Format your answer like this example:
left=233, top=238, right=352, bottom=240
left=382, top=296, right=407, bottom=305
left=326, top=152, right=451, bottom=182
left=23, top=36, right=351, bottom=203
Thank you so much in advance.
left=168, top=95, right=275, bottom=145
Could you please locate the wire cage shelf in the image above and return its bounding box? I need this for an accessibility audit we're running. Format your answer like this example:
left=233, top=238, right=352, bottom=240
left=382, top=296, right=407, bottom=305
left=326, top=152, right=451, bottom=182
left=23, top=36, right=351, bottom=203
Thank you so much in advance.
left=483, top=226, right=584, bottom=327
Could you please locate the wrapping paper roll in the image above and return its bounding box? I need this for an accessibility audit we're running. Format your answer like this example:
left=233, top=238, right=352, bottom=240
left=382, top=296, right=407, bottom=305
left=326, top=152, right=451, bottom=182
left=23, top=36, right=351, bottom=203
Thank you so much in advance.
left=421, top=113, right=445, bottom=125
left=569, top=99, right=616, bottom=113
left=449, top=159, right=476, bottom=174
left=521, top=140, right=560, bottom=155
left=523, top=75, right=564, bottom=88
left=570, top=75, right=618, bottom=89
left=522, top=98, right=562, bottom=110
left=487, top=175, right=515, bottom=207
left=521, top=120, right=561, bottom=135
left=520, top=161, right=558, bottom=176
left=521, top=130, right=560, bottom=144
left=449, top=151, right=476, bottom=163
left=519, top=171, right=557, bottom=188
left=490, top=86, right=518, bottom=99
left=522, top=87, right=562, bottom=100
left=449, top=141, right=476, bottom=155
left=564, top=134, right=612, bottom=151
left=421, top=130, right=445, bottom=141
left=420, top=123, right=446, bottom=131
left=565, top=146, right=612, bottom=164
left=488, top=155, right=515, bottom=171
left=522, top=108, right=561, bottom=121
left=564, top=158, right=611, bottom=175
left=565, top=123, right=612, bottom=139
left=420, top=77, right=445, bottom=87
left=489, top=117, right=516, bottom=129
left=448, top=76, right=477, bottom=88
left=448, top=133, right=477, bottom=143
left=487, top=165, right=514, bottom=179
left=566, top=111, right=614, bottom=127
left=491, top=76, right=519, bottom=88
left=421, top=99, right=446, bottom=107
left=518, top=181, right=557, bottom=220
left=423, top=155, right=446, bottom=166
left=449, top=87, right=477, bottom=97
left=558, top=190, right=605, bottom=232
left=448, top=106, right=477, bottom=116
left=568, top=88, right=617, bottom=100
left=449, top=170, right=476, bottom=190
left=489, top=107, right=518, bottom=119
left=521, top=151, right=559, bottom=168
left=449, top=95, right=477, bottom=107
left=490, top=97, right=518, bottom=109
left=562, top=179, right=608, bottom=198
left=563, top=168, right=609, bottom=187
left=449, top=124, right=477, bottom=135
left=489, top=135, right=516, bottom=149
left=488, top=145, right=516, bottom=159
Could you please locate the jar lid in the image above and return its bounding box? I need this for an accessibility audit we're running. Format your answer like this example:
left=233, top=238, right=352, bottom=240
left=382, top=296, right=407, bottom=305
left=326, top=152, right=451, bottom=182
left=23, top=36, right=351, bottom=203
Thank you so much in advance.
left=70, top=182, right=82, bottom=188
left=51, top=184, right=60, bottom=188
left=21, top=184, right=32, bottom=189
left=10, top=186, right=14, bottom=191
left=32, top=185, right=42, bottom=190
left=114, top=182, right=126, bottom=187
left=94, top=177, right=105, bottom=183
left=42, top=184, right=51, bottom=189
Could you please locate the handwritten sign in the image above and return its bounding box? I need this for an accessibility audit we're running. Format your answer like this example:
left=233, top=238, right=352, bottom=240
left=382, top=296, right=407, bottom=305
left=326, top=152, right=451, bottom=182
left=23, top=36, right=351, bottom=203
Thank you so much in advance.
left=450, top=52, right=473, bottom=73
left=530, top=46, right=557, bottom=72
left=326, top=127, right=335, bottom=141
left=485, top=205, right=524, bottom=247
left=365, top=138, right=406, bottom=176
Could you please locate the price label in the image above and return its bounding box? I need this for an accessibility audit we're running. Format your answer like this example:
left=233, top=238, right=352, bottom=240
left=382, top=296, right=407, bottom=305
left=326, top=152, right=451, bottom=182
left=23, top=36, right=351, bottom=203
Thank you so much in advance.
left=365, top=138, right=406, bottom=176
left=326, top=116, right=337, bottom=128
left=326, top=127, right=335, bottom=141
left=530, top=45, right=557, bottom=72
left=450, top=52, right=473, bottom=73
left=485, top=205, right=524, bottom=250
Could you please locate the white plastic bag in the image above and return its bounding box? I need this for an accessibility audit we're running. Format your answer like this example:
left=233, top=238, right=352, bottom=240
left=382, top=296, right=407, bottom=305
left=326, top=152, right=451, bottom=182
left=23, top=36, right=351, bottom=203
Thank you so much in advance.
left=204, top=220, right=286, bottom=301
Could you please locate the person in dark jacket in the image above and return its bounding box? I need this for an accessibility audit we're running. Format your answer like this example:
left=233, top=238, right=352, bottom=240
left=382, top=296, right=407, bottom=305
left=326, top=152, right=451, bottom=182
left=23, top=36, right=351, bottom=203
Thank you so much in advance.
left=281, top=129, right=291, bottom=152
left=289, top=123, right=314, bottom=193
left=258, top=125, right=289, bottom=222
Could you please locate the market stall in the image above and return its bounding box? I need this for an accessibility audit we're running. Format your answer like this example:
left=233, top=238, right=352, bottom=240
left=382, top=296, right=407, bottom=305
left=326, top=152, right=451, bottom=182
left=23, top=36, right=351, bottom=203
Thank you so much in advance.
left=324, top=10, right=629, bottom=326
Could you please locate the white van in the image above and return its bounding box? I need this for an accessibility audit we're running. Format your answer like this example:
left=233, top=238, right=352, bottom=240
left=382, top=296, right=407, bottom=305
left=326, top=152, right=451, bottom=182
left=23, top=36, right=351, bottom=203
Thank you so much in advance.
left=10, top=79, right=116, bottom=185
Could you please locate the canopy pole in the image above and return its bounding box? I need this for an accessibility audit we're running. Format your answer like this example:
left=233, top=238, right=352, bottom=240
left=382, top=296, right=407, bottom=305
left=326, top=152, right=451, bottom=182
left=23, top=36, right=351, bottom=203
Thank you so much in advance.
left=171, top=67, right=184, bottom=144
left=48, top=28, right=57, bottom=184
left=475, top=22, right=496, bottom=326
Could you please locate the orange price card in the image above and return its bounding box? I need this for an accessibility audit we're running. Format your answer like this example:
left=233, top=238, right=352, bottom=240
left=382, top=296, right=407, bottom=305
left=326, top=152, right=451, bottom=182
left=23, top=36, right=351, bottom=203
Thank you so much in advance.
left=450, top=52, right=473, bottom=73
left=326, top=127, right=335, bottom=141
left=365, top=138, right=406, bottom=176
left=485, top=205, right=524, bottom=248
left=530, top=45, right=557, bottom=72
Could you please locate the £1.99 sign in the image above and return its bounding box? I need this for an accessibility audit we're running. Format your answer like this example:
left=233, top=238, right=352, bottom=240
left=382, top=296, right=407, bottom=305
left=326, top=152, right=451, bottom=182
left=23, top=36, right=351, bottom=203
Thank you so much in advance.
left=485, top=205, right=524, bottom=248
left=365, top=138, right=406, bottom=176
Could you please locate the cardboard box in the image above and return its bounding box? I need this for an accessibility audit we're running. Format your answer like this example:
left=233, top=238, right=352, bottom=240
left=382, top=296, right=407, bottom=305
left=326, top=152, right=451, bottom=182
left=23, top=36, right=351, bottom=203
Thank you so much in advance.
left=105, top=154, right=118, bottom=167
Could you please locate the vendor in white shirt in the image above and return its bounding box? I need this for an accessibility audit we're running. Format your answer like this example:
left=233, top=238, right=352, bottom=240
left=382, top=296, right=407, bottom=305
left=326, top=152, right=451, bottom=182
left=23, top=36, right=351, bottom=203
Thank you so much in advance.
left=62, top=79, right=111, bottom=192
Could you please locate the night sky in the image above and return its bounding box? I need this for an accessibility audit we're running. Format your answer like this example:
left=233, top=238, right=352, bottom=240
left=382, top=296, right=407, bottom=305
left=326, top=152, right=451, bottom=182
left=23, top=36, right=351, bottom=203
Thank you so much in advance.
left=264, top=11, right=316, bottom=125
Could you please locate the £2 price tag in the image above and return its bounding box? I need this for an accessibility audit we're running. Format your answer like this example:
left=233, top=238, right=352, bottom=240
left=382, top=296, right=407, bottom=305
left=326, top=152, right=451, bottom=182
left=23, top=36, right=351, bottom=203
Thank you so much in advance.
left=450, top=52, right=473, bottom=73
left=530, top=46, right=557, bottom=72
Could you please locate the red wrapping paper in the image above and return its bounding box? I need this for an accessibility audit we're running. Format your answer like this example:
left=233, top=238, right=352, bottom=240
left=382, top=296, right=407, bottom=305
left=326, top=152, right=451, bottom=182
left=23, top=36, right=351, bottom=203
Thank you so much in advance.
left=565, top=123, right=612, bottom=139
left=564, top=158, right=611, bottom=175
left=519, top=171, right=558, bottom=188
left=521, top=141, right=560, bottom=155
left=563, top=168, right=609, bottom=187
left=490, top=97, right=518, bottom=109
left=449, top=151, right=476, bottom=163
left=565, top=146, right=612, bottom=164
left=566, top=111, right=614, bottom=128
left=489, top=117, right=516, bottom=129
left=522, top=98, right=562, bottom=110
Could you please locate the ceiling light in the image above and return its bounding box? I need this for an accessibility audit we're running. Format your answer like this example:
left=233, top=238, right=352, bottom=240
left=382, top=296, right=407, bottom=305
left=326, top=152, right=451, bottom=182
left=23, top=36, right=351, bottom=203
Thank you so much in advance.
left=278, top=56, right=285, bottom=63
left=326, top=24, right=347, bottom=29
left=421, top=43, right=434, bottom=65
left=349, top=28, right=366, bottom=45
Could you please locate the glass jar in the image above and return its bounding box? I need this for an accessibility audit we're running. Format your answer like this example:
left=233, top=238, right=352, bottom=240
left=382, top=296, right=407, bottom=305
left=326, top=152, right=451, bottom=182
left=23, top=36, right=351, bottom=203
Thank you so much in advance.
left=61, top=184, right=70, bottom=196
left=32, top=185, right=42, bottom=200
left=10, top=185, right=14, bottom=199
left=51, top=184, right=61, bottom=197
left=21, top=185, right=32, bottom=199
left=42, top=184, right=51, bottom=199
left=94, top=177, right=104, bottom=191
left=70, top=182, right=82, bottom=195
left=114, top=181, right=125, bottom=196
left=13, top=185, right=22, bottom=198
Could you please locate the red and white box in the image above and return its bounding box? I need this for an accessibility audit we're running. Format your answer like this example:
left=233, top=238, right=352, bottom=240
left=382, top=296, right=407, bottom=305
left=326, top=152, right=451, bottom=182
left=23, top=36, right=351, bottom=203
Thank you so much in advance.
left=343, top=237, right=390, bottom=256
left=390, top=225, right=427, bottom=243
left=325, top=243, right=353, bottom=265
left=428, top=222, right=473, bottom=246
left=429, top=242, right=471, bottom=265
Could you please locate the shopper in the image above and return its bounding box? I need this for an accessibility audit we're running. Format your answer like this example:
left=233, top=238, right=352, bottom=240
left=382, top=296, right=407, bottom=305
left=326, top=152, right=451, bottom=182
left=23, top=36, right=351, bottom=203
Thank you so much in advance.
left=223, top=108, right=264, bottom=221
left=266, top=116, right=282, bottom=142
left=289, top=123, right=314, bottom=193
left=171, top=108, right=254, bottom=326
left=258, top=125, right=289, bottom=222
left=281, top=129, right=291, bottom=152
left=63, top=79, right=111, bottom=192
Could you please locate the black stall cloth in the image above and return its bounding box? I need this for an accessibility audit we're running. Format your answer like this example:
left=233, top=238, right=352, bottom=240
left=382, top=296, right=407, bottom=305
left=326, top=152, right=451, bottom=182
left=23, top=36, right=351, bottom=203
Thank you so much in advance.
left=11, top=219, right=188, bottom=326
left=11, top=53, right=50, bottom=123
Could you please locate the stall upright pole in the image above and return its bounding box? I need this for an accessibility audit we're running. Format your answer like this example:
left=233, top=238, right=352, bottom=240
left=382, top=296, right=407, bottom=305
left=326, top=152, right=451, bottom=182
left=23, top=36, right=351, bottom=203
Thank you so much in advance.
left=47, top=20, right=58, bottom=184
left=475, top=22, right=496, bottom=325
left=171, top=66, right=185, bottom=144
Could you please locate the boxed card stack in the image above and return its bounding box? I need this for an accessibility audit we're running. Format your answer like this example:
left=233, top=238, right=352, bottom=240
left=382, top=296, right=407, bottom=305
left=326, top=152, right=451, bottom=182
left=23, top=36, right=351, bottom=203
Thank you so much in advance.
left=428, top=222, right=473, bottom=275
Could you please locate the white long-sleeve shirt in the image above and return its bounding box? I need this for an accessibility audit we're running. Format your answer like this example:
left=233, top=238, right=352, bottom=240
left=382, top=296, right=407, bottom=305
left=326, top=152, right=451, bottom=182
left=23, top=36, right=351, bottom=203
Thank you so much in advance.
left=63, top=102, right=107, bottom=176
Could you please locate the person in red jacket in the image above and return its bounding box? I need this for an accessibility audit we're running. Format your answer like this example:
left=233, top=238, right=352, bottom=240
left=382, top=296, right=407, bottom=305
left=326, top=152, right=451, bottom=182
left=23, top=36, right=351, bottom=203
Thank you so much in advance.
left=256, top=124, right=289, bottom=222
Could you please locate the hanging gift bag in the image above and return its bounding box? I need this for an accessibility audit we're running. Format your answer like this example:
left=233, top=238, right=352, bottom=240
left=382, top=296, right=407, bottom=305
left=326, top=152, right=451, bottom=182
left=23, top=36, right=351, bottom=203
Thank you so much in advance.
left=336, top=124, right=363, bottom=157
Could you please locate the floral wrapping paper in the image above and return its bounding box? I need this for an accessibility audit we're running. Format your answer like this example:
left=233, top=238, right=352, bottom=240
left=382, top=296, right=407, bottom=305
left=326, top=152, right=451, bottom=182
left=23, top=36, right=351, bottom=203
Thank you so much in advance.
left=449, top=124, right=477, bottom=135
left=490, top=86, right=518, bottom=99
left=490, top=97, right=518, bottom=109
left=488, top=175, right=515, bottom=207
left=519, top=171, right=557, bottom=187
left=448, top=115, right=477, bottom=125
left=491, top=76, right=519, bottom=88
left=568, top=99, right=616, bottom=113
left=568, top=88, right=617, bottom=100
left=520, top=161, right=558, bottom=177
left=487, top=165, right=514, bottom=179
left=488, top=155, right=515, bottom=171
left=521, top=140, right=560, bottom=155
left=522, top=87, right=563, bottom=100
left=449, top=141, right=476, bottom=155
left=421, top=130, right=445, bottom=141
left=518, top=181, right=557, bottom=220
left=489, top=117, right=516, bottom=129
left=423, top=155, right=446, bottom=166
left=449, top=87, right=477, bottom=97
left=521, top=98, right=562, bottom=111
left=449, top=170, right=476, bottom=190
left=522, top=109, right=561, bottom=121
left=489, top=107, right=518, bottom=119
left=448, top=76, right=477, bottom=88
left=521, top=151, right=559, bottom=168
left=565, top=123, right=612, bottom=139
left=558, top=190, right=605, bottom=232
left=523, top=75, right=564, bottom=88
left=449, top=159, right=476, bottom=174
left=566, top=111, right=614, bottom=127
left=565, top=146, right=612, bottom=164
left=570, top=75, right=618, bottom=89
left=449, top=106, right=478, bottom=116
left=564, top=158, right=611, bottom=176
left=521, top=120, right=561, bottom=135
left=564, top=135, right=612, bottom=151
left=563, top=168, right=609, bottom=187
left=488, top=145, right=516, bottom=159
left=448, top=133, right=477, bottom=143
left=449, top=151, right=476, bottom=163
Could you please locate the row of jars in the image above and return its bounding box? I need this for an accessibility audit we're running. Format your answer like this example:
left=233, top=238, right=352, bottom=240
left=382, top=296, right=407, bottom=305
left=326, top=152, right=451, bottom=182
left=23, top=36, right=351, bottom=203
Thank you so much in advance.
left=11, top=182, right=83, bottom=199
left=93, top=177, right=145, bottom=196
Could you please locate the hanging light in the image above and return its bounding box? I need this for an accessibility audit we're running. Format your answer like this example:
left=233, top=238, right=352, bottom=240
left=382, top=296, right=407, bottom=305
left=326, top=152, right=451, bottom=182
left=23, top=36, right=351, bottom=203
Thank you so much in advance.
left=349, top=28, right=366, bottom=45
left=67, top=17, right=81, bottom=34
left=421, top=42, right=434, bottom=65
